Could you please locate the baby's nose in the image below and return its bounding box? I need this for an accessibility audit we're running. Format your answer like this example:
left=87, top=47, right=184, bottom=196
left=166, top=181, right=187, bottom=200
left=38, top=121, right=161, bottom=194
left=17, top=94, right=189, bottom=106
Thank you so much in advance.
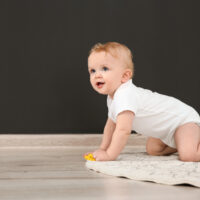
left=95, top=71, right=102, bottom=78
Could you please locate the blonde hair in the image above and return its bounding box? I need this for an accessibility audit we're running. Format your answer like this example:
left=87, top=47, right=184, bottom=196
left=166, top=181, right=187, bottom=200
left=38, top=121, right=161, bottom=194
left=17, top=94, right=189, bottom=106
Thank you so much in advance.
left=89, top=42, right=134, bottom=77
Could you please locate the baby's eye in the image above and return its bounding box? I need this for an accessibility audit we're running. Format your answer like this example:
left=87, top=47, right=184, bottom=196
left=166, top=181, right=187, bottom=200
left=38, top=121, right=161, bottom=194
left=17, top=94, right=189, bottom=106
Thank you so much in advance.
left=102, top=66, right=109, bottom=71
left=90, top=69, right=96, bottom=74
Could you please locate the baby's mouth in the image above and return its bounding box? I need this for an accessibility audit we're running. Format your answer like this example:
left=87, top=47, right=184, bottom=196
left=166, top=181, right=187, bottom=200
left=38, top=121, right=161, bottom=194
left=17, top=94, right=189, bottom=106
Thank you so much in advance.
left=96, top=81, right=105, bottom=88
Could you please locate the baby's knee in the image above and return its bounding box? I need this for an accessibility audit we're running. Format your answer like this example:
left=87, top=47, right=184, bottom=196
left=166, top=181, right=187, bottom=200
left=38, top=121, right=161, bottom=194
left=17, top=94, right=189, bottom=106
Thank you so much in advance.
left=146, top=146, right=158, bottom=156
left=146, top=137, right=166, bottom=156
left=179, top=151, right=200, bottom=162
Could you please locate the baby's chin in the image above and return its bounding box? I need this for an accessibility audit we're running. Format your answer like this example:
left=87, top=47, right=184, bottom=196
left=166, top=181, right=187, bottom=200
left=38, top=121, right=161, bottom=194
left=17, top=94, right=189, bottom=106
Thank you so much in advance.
left=93, top=87, right=109, bottom=95
left=96, top=90, right=108, bottom=95
left=94, top=87, right=115, bottom=97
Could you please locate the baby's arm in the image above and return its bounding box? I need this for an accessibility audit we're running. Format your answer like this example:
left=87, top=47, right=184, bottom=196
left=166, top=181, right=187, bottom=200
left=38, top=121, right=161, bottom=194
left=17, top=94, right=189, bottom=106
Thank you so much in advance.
left=84, top=118, right=115, bottom=160
left=99, top=118, right=116, bottom=150
left=93, top=111, right=134, bottom=161
left=106, top=111, right=134, bottom=160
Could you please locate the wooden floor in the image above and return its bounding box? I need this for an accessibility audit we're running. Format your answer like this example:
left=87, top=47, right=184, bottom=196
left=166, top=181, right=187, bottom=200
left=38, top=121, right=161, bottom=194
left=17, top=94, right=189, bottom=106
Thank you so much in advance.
left=0, top=134, right=200, bottom=200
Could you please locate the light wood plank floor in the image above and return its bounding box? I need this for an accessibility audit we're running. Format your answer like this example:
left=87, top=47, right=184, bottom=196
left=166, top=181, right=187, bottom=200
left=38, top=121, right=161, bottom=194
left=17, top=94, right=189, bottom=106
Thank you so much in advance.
left=0, top=134, right=200, bottom=200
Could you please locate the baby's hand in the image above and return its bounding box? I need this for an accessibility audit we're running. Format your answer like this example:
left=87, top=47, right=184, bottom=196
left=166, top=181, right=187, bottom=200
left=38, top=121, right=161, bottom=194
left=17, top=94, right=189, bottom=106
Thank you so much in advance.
left=93, top=149, right=113, bottom=161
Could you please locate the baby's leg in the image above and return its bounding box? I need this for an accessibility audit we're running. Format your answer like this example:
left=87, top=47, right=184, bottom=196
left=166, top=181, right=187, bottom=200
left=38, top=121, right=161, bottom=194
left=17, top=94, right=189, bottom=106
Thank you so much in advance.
left=146, top=137, right=177, bottom=156
left=174, top=122, right=200, bottom=162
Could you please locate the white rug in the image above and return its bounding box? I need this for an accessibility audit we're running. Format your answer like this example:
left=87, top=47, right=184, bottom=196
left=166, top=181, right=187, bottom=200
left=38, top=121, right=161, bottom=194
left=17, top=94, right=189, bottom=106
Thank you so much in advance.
left=86, top=152, right=200, bottom=187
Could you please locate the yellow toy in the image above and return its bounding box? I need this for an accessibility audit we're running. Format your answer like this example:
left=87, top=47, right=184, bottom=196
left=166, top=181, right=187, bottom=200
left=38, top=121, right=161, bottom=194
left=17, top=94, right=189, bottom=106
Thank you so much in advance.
left=84, top=153, right=96, bottom=161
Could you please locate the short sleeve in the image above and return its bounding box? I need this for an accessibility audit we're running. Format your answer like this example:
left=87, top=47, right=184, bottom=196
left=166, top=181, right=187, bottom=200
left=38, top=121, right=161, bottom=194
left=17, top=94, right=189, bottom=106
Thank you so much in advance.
left=112, top=88, right=139, bottom=120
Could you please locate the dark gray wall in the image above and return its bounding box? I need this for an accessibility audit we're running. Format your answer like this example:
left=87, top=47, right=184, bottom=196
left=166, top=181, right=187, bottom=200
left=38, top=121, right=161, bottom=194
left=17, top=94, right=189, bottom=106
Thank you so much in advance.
left=2, top=0, right=200, bottom=133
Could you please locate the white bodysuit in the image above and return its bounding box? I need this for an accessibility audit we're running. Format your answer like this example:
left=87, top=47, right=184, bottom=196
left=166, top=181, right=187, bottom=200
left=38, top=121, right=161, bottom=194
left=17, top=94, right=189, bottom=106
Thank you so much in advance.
left=107, top=79, right=200, bottom=148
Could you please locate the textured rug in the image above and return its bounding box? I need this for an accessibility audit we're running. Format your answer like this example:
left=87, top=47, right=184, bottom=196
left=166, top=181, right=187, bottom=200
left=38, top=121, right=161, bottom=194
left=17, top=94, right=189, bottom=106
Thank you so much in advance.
left=86, top=152, right=200, bottom=187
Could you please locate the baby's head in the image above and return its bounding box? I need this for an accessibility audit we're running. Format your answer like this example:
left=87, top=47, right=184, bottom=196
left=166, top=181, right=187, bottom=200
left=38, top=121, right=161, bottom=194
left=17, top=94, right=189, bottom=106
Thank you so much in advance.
left=88, top=42, right=134, bottom=98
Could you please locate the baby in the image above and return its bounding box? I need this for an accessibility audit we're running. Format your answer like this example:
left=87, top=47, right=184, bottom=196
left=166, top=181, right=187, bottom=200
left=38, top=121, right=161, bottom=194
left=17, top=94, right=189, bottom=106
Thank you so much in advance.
left=85, top=42, right=200, bottom=162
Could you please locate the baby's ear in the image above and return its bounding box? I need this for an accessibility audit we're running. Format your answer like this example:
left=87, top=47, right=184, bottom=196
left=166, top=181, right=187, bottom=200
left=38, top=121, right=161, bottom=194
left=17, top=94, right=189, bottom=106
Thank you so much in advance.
left=122, top=69, right=132, bottom=83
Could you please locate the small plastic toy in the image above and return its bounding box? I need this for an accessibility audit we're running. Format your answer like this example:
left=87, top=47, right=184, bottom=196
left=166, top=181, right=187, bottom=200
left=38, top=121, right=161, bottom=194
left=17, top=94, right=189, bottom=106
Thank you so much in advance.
left=84, top=153, right=96, bottom=161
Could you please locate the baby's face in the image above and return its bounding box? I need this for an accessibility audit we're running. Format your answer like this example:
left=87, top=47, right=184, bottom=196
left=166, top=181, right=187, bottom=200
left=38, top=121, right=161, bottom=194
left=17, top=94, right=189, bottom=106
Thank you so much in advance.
left=88, top=51, right=127, bottom=98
